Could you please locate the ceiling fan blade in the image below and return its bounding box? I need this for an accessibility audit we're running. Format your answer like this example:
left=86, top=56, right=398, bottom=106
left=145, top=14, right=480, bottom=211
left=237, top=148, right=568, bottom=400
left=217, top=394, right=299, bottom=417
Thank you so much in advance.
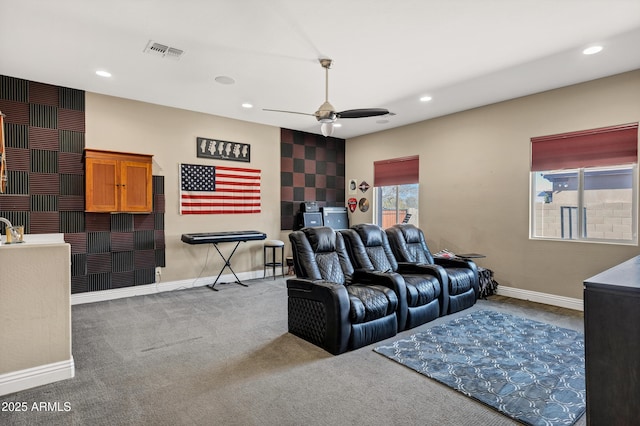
left=336, top=108, right=389, bottom=119
left=265, top=60, right=390, bottom=129
left=263, top=108, right=315, bottom=117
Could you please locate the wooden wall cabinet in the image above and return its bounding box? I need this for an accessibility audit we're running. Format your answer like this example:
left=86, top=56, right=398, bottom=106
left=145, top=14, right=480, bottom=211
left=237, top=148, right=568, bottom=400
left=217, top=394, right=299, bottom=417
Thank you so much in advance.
left=85, top=149, right=153, bottom=213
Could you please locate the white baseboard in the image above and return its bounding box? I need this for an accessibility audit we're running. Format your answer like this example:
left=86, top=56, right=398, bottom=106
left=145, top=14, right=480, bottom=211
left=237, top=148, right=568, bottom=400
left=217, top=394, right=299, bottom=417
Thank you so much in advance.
left=70, top=270, right=583, bottom=312
left=496, top=285, right=584, bottom=312
left=71, top=269, right=282, bottom=305
left=0, top=358, right=75, bottom=397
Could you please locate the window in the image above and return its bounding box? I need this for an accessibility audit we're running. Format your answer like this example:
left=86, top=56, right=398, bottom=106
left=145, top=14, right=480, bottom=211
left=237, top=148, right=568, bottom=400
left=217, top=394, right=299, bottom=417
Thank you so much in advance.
left=373, top=156, right=419, bottom=228
left=376, top=183, right=419, bottom=228
left=530, top=123, right=638, bottom=244
left=560, top=206, right=585, bottom=239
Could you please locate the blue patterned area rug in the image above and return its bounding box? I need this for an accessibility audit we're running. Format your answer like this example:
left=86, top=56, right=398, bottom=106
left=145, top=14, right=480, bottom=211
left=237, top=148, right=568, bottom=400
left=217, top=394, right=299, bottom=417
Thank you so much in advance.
left=374, top=310, right=586, bottom=426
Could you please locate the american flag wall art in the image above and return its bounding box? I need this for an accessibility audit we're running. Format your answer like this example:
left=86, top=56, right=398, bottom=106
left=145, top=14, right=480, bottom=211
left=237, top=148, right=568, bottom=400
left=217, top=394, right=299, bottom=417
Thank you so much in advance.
left=180, top=163, right=261, bottom=214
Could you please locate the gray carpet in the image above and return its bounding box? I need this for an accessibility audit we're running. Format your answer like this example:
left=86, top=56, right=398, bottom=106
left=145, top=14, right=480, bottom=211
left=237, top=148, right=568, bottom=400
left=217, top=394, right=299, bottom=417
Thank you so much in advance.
left=0, top=278, right=586, bottom=426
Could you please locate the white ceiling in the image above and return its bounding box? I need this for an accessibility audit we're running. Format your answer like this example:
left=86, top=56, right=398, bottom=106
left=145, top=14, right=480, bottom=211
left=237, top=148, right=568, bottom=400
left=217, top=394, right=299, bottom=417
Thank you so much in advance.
left=1, top=0, right=640, bottom=139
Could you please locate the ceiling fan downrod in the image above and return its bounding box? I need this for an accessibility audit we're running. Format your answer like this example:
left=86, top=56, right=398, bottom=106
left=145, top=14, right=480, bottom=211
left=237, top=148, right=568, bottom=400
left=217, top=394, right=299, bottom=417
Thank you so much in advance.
left=316, top=58, right=336, bottom=123
left=320, top=58, right=332, bottom=103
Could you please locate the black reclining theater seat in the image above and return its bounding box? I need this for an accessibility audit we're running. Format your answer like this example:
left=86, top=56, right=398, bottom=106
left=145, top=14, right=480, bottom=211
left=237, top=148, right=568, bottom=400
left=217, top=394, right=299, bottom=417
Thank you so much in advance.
left=341, top=224, right=447, bottom=330
left=287, top=226, right=404, bottom=355
left=385, top=223, right=479, bottom=315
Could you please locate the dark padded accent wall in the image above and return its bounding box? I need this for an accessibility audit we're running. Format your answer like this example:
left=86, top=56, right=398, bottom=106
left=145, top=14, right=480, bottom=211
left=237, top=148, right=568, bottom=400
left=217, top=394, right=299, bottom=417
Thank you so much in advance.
left=0, top=75, right=166, bottom=294
left=280, top=128, right=346, bottom=230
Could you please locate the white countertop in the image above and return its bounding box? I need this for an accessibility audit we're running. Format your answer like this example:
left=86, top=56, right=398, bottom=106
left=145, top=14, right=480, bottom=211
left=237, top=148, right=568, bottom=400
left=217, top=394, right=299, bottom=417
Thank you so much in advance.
left=0, top=233, right=65, bottom=245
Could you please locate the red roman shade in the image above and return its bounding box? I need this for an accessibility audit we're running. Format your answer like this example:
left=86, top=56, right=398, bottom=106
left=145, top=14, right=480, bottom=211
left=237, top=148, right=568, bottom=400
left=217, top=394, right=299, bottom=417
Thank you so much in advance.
left=374, top=155, right=419, bottom=186
left=531, top=123, right=638, bottom=171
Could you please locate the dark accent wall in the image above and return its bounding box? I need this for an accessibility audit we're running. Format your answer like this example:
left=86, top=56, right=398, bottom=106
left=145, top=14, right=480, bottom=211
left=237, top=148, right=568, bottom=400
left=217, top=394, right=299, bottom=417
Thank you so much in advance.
left=0, top=75, right=165, bottom=294
left=280, top=128, right=345, bottom=230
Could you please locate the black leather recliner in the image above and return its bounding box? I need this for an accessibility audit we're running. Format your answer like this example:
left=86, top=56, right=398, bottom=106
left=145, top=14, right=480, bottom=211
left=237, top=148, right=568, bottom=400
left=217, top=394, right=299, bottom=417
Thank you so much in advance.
left=341, top=224, right=446, bottom=330
left=385, top=224, right=479, bottom=315
left=287, top=226, right=403, bottom=355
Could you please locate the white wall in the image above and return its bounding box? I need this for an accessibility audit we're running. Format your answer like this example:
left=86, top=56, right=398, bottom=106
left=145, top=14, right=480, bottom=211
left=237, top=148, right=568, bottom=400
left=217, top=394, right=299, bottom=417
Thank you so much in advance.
left=84, top=71, right=640, bottom=301
left=346, top=70, right=640, bottom=300
left=0, top=242, right=74, bottom=395
left=86, top=93, right=282, bottom=284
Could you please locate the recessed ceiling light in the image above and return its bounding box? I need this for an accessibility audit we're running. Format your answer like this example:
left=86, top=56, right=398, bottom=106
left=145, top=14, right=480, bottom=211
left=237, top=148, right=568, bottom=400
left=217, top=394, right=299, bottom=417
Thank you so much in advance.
left=333, top=123, right=342, bottom=128
left=215, top=76, right=235, bottom=85
left=583, top=45, right=603, bottom=55
left=420, top=95, right=432, bottom=102
left=96, top=70, right=112, bottom=78
left=241, top=103, right=253, bottom=109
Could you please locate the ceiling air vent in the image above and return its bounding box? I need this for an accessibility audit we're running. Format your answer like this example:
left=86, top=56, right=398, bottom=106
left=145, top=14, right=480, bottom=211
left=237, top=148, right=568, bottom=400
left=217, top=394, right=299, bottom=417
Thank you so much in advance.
left=143, top=40, right=184, bottom=61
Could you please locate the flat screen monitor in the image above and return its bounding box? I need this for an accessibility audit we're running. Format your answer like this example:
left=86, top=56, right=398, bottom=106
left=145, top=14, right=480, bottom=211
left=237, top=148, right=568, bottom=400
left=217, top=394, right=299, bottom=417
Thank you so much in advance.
left=322, top=207, right=349, bottom=230
left=294, top=212, right=323, bottom=230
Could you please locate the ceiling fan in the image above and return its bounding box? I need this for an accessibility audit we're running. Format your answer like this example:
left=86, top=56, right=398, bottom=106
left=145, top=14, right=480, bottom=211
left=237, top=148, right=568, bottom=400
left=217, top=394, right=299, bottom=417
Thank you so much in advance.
left=264, top=58, right=389, bottom=136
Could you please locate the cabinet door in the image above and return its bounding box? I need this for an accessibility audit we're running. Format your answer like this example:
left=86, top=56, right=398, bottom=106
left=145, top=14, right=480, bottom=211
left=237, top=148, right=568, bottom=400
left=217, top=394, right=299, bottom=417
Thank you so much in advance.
left=120, top=160, right=152, bottom=212
left=85, top=158, right=118, bottom=212
left=585, top=285, right=640, bottom=424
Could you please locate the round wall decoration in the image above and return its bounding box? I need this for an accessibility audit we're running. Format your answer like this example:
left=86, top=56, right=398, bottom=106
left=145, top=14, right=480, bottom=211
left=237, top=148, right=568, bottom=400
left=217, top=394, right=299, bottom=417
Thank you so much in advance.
left=358, top=198, right=370, bottom=212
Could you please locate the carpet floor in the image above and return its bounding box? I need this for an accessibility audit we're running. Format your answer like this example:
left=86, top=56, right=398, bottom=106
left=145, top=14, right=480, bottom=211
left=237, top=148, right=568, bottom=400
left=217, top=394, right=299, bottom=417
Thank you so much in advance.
left=0, top=277, right=586, bottom=426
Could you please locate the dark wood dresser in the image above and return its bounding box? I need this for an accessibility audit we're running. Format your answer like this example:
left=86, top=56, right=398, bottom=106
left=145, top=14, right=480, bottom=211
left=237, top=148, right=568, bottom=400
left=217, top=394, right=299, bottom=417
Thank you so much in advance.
left=584, top=256, right=640, bottom=425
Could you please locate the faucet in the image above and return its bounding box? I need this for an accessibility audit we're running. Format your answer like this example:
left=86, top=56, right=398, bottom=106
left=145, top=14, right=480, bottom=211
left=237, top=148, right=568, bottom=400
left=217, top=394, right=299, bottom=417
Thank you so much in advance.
left=0, top=217, right=14, bottom=244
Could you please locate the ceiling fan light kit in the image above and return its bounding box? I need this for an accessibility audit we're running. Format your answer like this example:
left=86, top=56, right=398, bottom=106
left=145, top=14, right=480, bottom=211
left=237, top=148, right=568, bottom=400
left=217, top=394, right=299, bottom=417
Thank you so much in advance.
left=264, top=58, right=390, bottom=136
left=320, top=122, right=334, bottom=137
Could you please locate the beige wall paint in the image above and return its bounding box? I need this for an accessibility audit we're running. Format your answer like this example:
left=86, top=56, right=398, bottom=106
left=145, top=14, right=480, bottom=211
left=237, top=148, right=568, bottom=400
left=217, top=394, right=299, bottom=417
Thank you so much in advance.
left=86, top=93, right=282, bottom=283
left=346, top=70, right=640, bottom=300
left=84, top=71, right=639, bottom=299
left=0, top=243, right=71, bottom=375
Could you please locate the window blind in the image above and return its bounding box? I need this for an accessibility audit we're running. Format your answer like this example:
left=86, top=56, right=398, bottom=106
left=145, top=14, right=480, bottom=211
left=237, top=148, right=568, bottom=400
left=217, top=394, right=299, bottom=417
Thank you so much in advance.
left=374, top=155, right=419, bottom=186
left=531, top=123, right=638, bottom=171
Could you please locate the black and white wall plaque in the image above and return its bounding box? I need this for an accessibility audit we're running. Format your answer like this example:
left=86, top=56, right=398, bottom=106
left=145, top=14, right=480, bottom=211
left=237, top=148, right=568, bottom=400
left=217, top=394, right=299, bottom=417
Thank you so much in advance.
left=196, top=137, right=251, bottom=162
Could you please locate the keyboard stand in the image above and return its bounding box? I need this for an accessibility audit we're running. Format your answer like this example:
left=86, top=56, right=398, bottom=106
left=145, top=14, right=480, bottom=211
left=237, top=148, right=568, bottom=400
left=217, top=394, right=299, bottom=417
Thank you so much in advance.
left=207, top=241, right=247, bottom=291
left=180, top=231, right=267, bottom=291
